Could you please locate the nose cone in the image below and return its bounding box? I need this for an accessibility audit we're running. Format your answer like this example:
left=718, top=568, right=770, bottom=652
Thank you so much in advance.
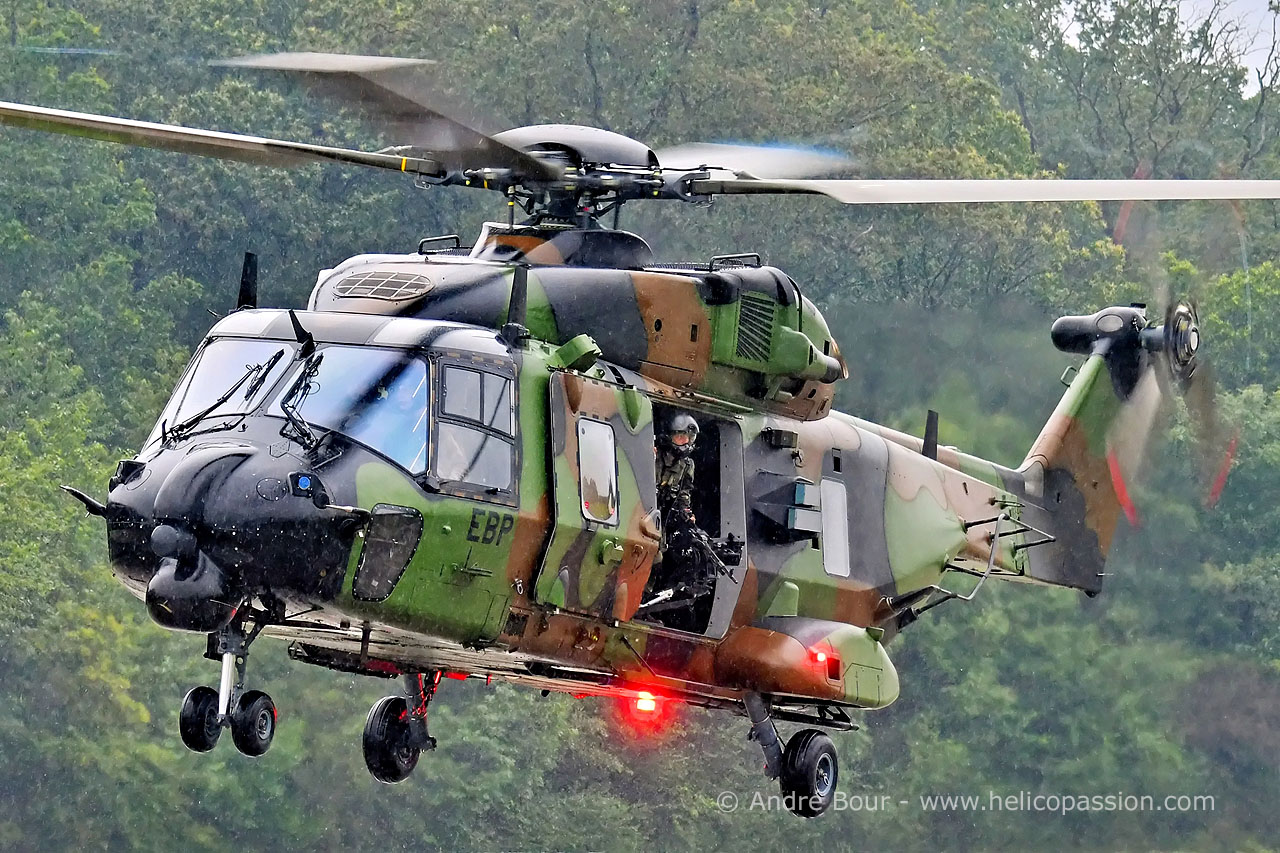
left=109, top=437, right=360, bottom=631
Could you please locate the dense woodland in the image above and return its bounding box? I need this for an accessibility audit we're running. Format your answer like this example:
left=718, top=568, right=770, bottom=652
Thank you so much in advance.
left=0, top=0, right=1277, bottom=849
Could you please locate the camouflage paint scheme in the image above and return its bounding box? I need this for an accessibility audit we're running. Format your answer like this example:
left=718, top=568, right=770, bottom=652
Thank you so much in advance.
left=111, top=233, right=1141, bottom=722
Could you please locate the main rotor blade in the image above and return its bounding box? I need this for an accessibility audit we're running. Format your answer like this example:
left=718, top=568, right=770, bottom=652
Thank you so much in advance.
left=219, top=52, right=435, bottom=75
left=219, top=52, right=560, bottom=179
left=685, top=177, right=1280, bottom=204
left=655, top=142, right=853, bottom=179
left=0, top=100, right=442, bottom=173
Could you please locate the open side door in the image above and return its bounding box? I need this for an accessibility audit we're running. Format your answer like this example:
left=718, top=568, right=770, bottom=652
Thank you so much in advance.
left=534, top=371, right=661, bottom=621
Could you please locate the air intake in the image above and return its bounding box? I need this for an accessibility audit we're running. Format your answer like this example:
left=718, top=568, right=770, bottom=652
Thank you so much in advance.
left=334, top=270, right=433, bottom=301
left=736, top=291, right=775, bottom=362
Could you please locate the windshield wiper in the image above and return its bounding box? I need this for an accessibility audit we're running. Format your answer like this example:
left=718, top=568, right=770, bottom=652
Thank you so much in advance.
left=165, top=349, right=284, bottom=444
left=243, top=347, right=285, bottom=400
left=279, top=352, right=324, bottom=451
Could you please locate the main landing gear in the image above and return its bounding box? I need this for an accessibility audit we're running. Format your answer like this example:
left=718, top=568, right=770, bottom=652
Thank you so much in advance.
left=363, top=671, right=441, bottom=783
left=179, top=617, right=277, bottom=757
left=744, top=692, right=839, bottom=818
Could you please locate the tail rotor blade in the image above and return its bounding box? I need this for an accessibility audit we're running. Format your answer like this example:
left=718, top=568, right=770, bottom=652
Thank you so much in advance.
left=1150, top=299, right=1238, bottom=508
left=1205, top=432, right=1239, bottom=509
left=1182, top=360, right=1238, bottom=506
left=1104, top=366, right=1166, bottom=527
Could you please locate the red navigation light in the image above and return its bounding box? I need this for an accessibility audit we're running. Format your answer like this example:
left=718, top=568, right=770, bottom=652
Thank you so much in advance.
left=636, top=691, right=657, bottom=713
left=811, top=646, right=842, bottom=681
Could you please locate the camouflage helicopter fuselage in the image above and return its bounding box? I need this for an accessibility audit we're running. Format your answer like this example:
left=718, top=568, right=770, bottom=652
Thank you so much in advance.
left=104, top=227, right=1138, bottom=722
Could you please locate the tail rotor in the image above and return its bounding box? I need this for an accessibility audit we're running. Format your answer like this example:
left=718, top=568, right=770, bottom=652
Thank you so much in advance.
left=1111, top=298, right=1237, bottom=513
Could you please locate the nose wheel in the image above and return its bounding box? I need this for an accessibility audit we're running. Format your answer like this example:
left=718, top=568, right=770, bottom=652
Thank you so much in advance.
left=178, top=685, right=221, bottom=753
left=363, top=671, right=440, bottom=783
left=230, top=690, right=277, bottom=757
left=178, top=617, right=277, bottom=758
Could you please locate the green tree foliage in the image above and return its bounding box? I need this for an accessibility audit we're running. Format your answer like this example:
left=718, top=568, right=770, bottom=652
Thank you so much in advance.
left=0, top=1, right=1277, bottom=850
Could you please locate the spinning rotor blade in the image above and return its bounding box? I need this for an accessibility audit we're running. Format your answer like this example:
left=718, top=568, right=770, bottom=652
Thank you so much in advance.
left=219, top=52, right=560, bottom=179
left=1182, top=360, right=1238, bottom=507
left=1104, top=300, right=1239, bottom=513
left=655, top=142, right=853, bottom=179
left=0, top=100, right=442, bottom=173
left=1158, top=300, right=1239, bottom=507
left=684, top=177, right=1280, bottom=204
left=1105, top=367, right=1166, bottom=527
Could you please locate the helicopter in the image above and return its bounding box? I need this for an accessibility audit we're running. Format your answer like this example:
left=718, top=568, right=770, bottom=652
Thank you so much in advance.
left=0, top=52, right=1267, bottom=818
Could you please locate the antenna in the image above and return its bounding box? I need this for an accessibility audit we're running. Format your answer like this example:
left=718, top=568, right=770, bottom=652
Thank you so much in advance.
left=923, top=409, right=939, bottom=460
left=237, top=251, right=258, bottom=310
left=500, top=264, right=530, bottom=346
left=288, top=309, right=316, bottom=358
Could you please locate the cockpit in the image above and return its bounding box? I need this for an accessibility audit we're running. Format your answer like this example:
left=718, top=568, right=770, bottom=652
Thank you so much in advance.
left=145, top=323, right=517, bottom=492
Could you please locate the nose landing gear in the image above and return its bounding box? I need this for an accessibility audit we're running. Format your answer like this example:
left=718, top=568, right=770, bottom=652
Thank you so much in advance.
left=363, top=671, right=440, bottom=783
left=178, top=616, right=277, bottom=757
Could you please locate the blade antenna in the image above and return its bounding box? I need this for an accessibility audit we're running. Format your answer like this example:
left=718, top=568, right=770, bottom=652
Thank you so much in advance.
left=288, top=309, right=316, bottom=358
left=237, top=251, right=258, bottom=310
left=922, top=410, right=939, bottom=460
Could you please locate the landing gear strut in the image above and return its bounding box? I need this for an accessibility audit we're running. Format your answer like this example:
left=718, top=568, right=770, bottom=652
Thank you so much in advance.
left=179, top=616, right=276, bottom=757
left=744, top=692, right=839, bottom=818
left=363, top=671, right=440, bottom=784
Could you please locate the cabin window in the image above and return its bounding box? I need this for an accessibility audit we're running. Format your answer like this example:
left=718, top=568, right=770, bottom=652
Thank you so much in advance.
left=576, top=418, right=619, bottom=525
left=435, top=365, right=515, bottom=490
left=820, top=478, right=850, bottom=577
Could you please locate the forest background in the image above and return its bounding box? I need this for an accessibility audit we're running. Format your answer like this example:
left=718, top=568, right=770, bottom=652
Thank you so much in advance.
left=0, top=1, right=1276, bottom=850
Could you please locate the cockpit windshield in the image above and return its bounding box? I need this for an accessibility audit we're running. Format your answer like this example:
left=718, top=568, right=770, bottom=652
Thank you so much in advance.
left=271, top=346, right=429, bottom=473
left=146, top=338, right=294, bottom=447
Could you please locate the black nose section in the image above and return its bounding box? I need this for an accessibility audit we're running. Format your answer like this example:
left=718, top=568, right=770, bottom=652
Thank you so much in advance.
left=146, top=552, right=242, bottom=633
left=150, top=523, right=197, bottom=558
left=113, top=437, right=360, bottom=632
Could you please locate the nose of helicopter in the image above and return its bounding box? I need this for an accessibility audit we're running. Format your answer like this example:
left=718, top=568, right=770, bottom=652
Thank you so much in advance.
left=106, top=442, right=359, bottom=633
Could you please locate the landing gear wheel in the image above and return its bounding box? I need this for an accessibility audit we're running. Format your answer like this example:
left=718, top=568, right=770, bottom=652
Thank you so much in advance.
left=179, top=685, right=221, bottom=753
left=230, top=690, right=276, bottom=757
left=779, top=729, right=838, bottom=818
left=363, top=695, right=420, bottom=784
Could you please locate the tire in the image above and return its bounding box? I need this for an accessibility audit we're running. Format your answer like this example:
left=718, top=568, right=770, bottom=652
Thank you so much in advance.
left=179, top=685, right=222, bottom=753
left=363, top=695, right=419, bottom=784
left=779, top=729, right=839, bottom=818
left=230, top=690, right=276, bottom=757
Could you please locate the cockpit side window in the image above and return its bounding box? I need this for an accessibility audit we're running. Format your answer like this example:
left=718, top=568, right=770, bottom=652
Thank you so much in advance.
left=434, top=364, right=516, bottom=491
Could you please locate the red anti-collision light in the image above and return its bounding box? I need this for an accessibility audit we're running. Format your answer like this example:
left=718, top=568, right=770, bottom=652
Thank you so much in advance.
left=636, top=691, right=657, bottom=713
